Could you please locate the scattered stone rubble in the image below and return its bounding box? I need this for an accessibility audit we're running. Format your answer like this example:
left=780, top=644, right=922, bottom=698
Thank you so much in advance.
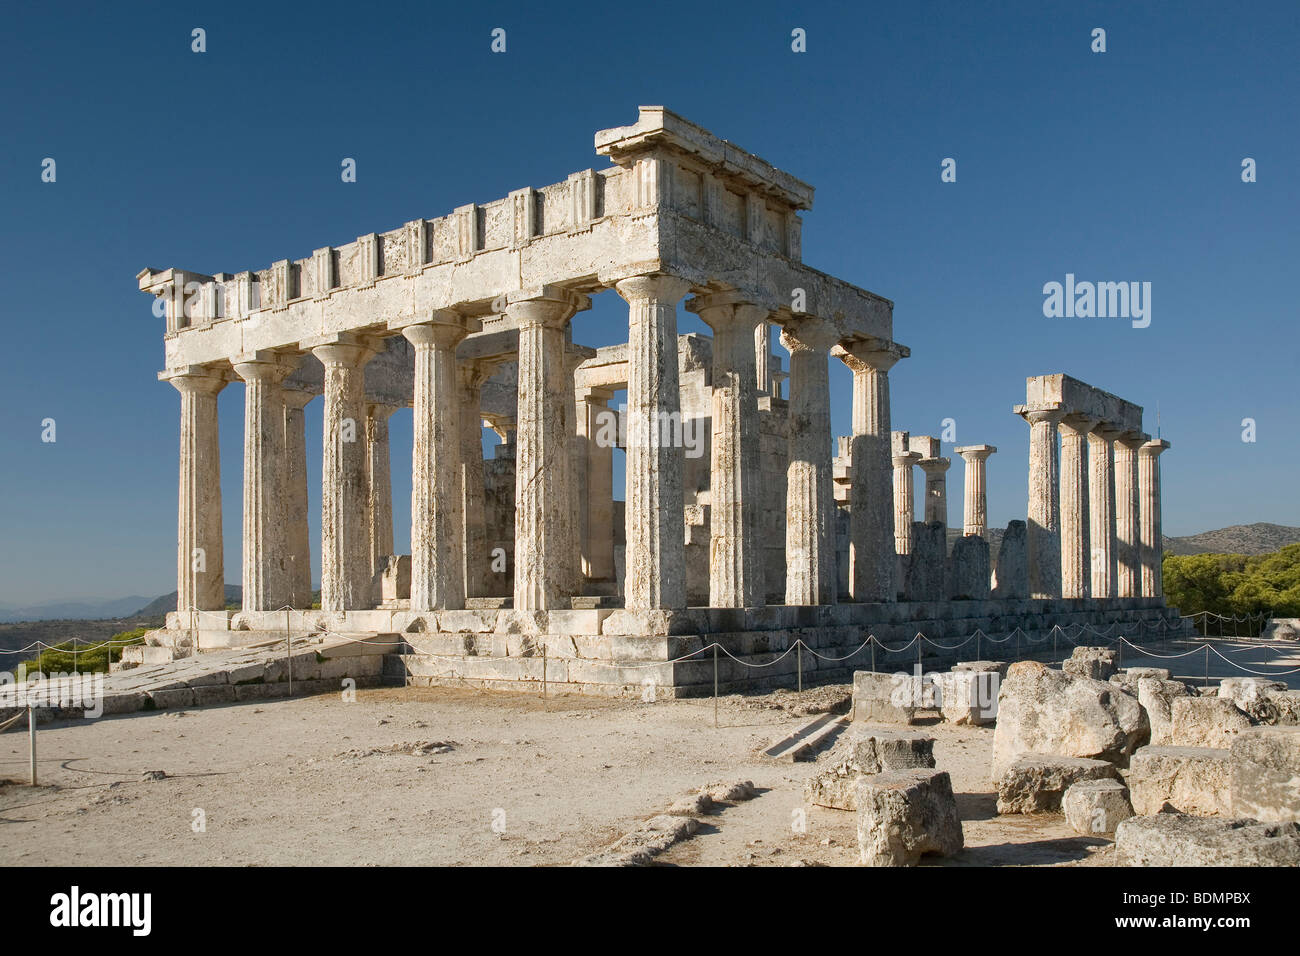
left=855, top=769, right=963, bottom=866
left=806, top=727, right=936, bottom=810
left=997, top=755, right=1121, bottom=814
left=1062, top=779, right=1133, bottom=835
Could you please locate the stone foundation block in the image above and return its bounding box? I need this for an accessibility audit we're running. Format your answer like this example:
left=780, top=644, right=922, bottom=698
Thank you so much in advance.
left=806, top=728, right=935, bottom=810
left=1115, top=814, right=1300, bottom=866
left=146, top=688, right=195, bottom=710
left=855, top=768, right=963, bottom=866
left=852, top=671, right=918, bottom=724
left=1170, top=697, right=1252, bottom=748
left=1063, top=778, right=1133, bottom=835
left=996, top=755, right=1121, bottom=814
left=1128, top=746, right=1231, bottom=816
left=1138, top=677, right=1192, bottom=746
left=1063, top=646, right=1118, bottom=681
left=1230, top=726, right=1300, bottom=823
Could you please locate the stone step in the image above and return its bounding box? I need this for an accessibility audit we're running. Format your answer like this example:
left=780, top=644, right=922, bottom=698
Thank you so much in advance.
left=762, top=713, right=848, bottom=762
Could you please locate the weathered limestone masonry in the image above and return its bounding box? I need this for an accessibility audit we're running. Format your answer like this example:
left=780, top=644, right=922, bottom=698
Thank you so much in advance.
left=134, top=107, right=1189, bottom=695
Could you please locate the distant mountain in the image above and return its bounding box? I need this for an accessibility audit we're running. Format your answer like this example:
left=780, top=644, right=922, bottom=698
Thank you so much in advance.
left=0, top=595, right=152, bottom=624
left=132, top=585, right=242, bottom=619
left=1162, top=523, right=1300, bottom=556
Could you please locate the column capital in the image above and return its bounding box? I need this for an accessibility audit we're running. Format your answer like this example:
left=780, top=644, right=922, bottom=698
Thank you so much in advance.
left=1139, top=438, right=1171, bottom=457
left=892, top=450, right=921, bottom=468
left=778, top=315, right=840, bottom=354
left=1115, top=430, right=1151, bottom=450
left=685, top=292, right=768, bottom=332
left=402, top=314, right=479, bottom=350
left=457, top=356, right=501, bottom=390
left=614, top=273, right=693, bottom=304
left=365, top=401, right=399, bottom=420
left=309, top=335, right=380, bottom=368
left=232, top=352, right=297, bottom=384
left=387, top=307, right=480, bottom=336
left=917, top=456, right=951, bottom=476
left=1016, top=403, right=1066, bottom=427
left=283, top=387, right=316, bottom=410
left=955, top=444, right=997, bottom=462
left=506, top=286, right=591, bottom=328
left=1059, top=413, right=1099, bottom=438
left=163, top=365, right=231, bottom=395
left=834, top=338, right=909, bottom=374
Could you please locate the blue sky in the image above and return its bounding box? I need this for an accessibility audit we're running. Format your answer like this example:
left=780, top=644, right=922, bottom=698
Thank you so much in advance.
left=1, top=0, right=1296, bottom=604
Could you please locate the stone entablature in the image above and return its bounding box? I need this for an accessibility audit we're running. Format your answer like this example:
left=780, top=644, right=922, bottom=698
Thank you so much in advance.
left=140, top=106, right=891, bottom=374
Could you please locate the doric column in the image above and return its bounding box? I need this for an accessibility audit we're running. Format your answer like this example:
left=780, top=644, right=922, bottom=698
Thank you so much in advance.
left=1019, top=404, right=1066, bottom=599
left=755, top=321, right=772, bottom=394
left=166, top=367, right=228, bottom=613
left=780, top=317, right=839, bottom=605
left=576, top=386, right=616, bottom=584
left=509, top=288, right=588, bottom=611
left=616, top=275, right=691, bottom=609
left=891, top=439, right=921, bottom=557
left=1088, top=425, right=1120, bottom=598
left=839, top=343, right=905, bottom=602
left=311, top=338, right=377, bottom=612
left=1059, top=415, right=1096, bottom=599
left=283, top=389, right=314, bottom=608
left=954, top=445, right=996, bottom=538
left=365, top=402, right=397, bottom=578
left=1114, top=431, right=1146, bottom=599
left=234, top=356, right=295, bottom=612
left=918, top=457, right=951, bottom=530
left=689, top=293, right=766, bottom=608
left=1138, top=439, right=1171, bottom=598
left=563, top=345, right=593, bottom=596
left=458, top=360, right=496, bottom=599
left=402, top=316, right=476, bottom=612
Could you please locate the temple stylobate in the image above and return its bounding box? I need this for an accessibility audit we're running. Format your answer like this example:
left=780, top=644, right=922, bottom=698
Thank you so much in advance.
left=138, top=107, right=1190, bottom=696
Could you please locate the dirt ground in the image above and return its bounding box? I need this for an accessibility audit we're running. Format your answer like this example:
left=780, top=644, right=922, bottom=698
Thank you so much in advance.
left=0, top=682, right=1117, bottom=867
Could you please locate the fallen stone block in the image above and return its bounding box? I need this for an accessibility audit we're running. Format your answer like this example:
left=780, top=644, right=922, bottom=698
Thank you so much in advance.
left=954, top=660, right=1009, bottom=678
left=1138, top=677, right=1193, bottom=746
left=806, top=728, right=936, bottom=810
left=992, top=661, right=1148, bottom=781
left=1063, top=779, right=1133, bottom=836
left=1110, top=667, right=1172, bottom=697
left=855, top=769, right=963, bottom=866
left=1063, top=646, right=1118, bottom=681
left=933, top=670, right=1000, bottom=726
left=1115, top=814, right=1300, bottom=866
left=1230, top=726, right=1300, bottom=823
left=852, top=671, right=918, bottom=724
left=1128, top=746, right=1231, bottom=816
left=1218, top=678, right=1295, bottom=724
left=996, top=755, right=1121, bottom=814
left=1170, top=696, right=1252, bottom=748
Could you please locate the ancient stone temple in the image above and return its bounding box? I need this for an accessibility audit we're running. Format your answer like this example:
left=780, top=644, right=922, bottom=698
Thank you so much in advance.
left=138, top=107, right=1188, bottom=695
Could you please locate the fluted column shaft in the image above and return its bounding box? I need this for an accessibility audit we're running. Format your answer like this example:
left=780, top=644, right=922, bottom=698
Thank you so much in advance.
left=1087, top=427, right=1119, bottom=598
left=955, top=445, right=996, bottom=538
left=510, top=292, right=585, bottom=611
left=169, top=370, right=227, bottom=613
left=755, top=321, right=772, bottom=394
left=1114, top=433, right=1145, bottom=598
left=1139, top=439, right=1171, bottom=597
left=1023, top=406, right=1066, bottom=599
left=842, top=347, right=902, bottom=602
left=781, top=318, right=838, bottom=605
left=234, top=359, right=293, bottom=612
left=691, top=295, right=766, bottom=608
left=366, top=403, right=397, bottom=578
left=403, top=321, right=469, bottom=612
left=892, top=449, right=921, bottom=556
left=617, top=276, right=691, bottom=609
left=312, top=341, right=375, bottom=612
left=576, top=387, right=616, bottom=583
left=283, top=390, right=313, bottom=608
left=1059, top=416, right=1095, bottom=599
left=918, top=458, right=951, bottom=530
left=458, top=362, right=494, bottom=599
